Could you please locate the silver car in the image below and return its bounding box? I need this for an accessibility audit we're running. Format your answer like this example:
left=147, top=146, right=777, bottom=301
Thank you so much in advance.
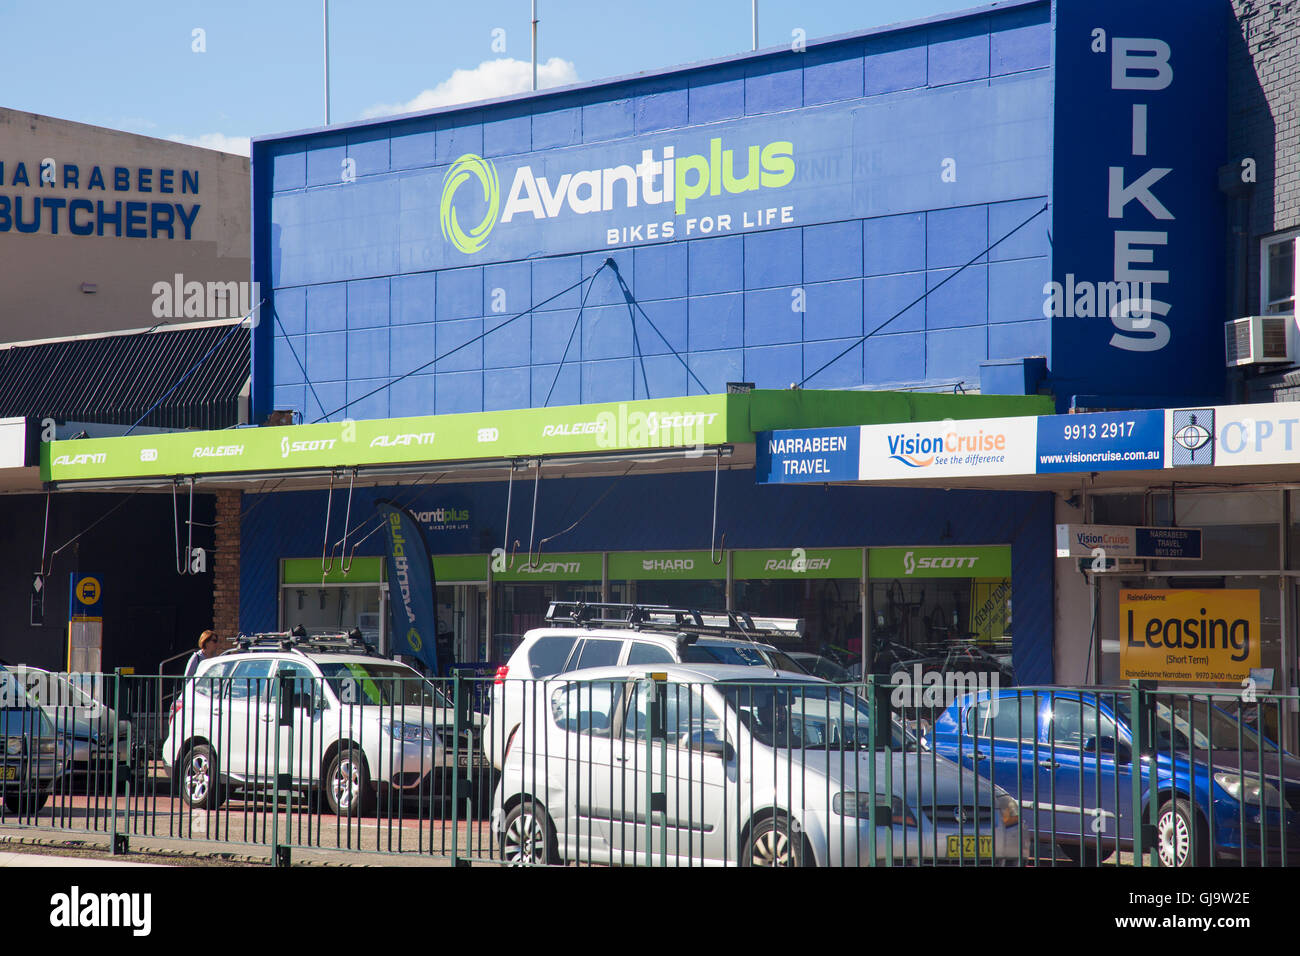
left=491, top=664, right=1023, bottom=866
left=2, top=666, right=130, bottom=784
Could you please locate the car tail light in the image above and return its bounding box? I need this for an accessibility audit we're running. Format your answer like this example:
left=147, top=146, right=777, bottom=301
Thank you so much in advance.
left=493, top=665, right=509, bottom=685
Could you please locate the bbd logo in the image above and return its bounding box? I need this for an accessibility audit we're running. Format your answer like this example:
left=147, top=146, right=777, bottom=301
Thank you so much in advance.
left=441, top=154, right=500, bottom=254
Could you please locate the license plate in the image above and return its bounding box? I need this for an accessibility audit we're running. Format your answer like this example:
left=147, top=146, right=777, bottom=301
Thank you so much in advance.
left=947, top=835, right=993, bottom=858
left=1, top=766, right=16, bottom=781
left=456, top=754, right=471, bottom=768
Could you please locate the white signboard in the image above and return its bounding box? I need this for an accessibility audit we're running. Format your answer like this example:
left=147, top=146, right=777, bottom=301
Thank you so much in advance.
left=0, top=417, right=27, bottom=468
left=1055, top=524, right=1138, bottom=558
left=858, top=416, right=1037, bottom=480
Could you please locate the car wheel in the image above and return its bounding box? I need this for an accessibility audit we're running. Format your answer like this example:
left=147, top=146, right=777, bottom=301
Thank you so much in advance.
left=1058, top=842, right=1103, bottom=866
left=745, top=814, right=811, bottom=867
left=3, top=788, right=49, bottom=815
left=180, top=744, right=224, bottom=810
left=325, top=747, right=374, bottom=817
left=501, top=800, right=558, bottom=865
left=1157, top=799, right=1206, bottom=867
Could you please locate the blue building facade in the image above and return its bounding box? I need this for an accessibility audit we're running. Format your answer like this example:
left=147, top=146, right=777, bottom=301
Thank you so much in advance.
left=239, top=0, right=1234, bottom=685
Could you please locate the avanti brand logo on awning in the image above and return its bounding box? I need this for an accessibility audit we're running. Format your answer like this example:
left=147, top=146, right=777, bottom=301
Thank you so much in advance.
left=516, top=561, right=581, bottom=575
left=439, top=137, right=795, bottom=255
left=369, top=431, right=435, bottom=448
left=53, top=452, right=106, bottom=466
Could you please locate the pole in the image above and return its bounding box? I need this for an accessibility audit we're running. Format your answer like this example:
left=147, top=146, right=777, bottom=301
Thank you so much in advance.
left=752, top=0, right=758, bottom=51
left=531, top=0, right=539, bottom=91
left=324, top=0, right=332, bottom=124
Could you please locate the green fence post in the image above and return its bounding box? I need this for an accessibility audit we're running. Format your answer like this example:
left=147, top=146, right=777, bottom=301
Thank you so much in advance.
left=866, top=675, right=878, bottom=867
left=110, top=669, right=127, bottom=855
left=452, top=670, right=463, bottom=867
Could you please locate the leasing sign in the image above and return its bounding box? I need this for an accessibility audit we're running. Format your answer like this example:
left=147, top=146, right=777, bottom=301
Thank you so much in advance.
left=1120, top=589, right=1260, bottom=682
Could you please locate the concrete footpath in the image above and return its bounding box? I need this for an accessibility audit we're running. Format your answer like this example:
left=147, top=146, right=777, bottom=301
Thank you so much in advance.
left=0, top=826, right=488, bottom=867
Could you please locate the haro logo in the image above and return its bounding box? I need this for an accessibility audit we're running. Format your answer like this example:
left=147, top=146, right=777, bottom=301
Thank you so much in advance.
left=643, top=558, right=694, bottom=572
left=54, top=452, right=107, bottom=466
left=903, top=551, right=980, bottom=575
left=369, top=432, right=435, bottom=448
left=281, top=437, right=337, bottom=458
left=440, top=153, right=500, bottom=254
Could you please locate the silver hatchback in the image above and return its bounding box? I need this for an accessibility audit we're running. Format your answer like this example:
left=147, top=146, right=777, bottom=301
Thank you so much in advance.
left=491, top=664, right=1023, bottom=866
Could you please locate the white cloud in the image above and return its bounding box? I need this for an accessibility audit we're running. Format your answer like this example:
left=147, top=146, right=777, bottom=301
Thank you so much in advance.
left=165, top=132, right=250, bottom=156
left=362, top=57, right=578, bottom=119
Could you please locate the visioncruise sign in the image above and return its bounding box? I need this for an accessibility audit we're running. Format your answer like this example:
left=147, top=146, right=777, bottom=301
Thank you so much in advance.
left=1120, top=589, right=1260, bottom=682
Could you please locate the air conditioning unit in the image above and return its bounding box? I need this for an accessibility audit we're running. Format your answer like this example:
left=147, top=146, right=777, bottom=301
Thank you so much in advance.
left=1225, top=315, right=1296, bottom=367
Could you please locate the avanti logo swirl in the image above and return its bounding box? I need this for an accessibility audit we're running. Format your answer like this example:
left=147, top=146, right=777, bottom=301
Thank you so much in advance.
left=440, top=153, right=500, bottom=254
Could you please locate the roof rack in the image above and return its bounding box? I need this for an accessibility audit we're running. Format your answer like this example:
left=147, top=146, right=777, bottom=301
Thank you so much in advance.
left=544, top=602, right=804, bottom=644
left=226, top=626, right=381, bottom=658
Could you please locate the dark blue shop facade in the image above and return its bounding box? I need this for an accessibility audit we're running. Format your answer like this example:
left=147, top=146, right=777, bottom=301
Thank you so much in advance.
left=231, top=0, right=1233, bottom=684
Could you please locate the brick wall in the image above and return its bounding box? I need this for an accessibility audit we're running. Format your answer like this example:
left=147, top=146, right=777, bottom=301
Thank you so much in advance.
left=1230, top=0, right=1300, bottom=315
left=213, top=490, right=241, bottom=638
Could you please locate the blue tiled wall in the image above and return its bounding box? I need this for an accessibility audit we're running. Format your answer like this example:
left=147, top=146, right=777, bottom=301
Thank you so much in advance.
left=254, top=2, right=1052, bottom=422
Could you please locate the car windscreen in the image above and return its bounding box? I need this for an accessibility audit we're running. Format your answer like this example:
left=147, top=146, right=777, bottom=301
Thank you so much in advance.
left=1114, top=697, right=1277, bottom=753
left=316, top=663, right=448, bottom=708
left=0, top=707, right=54, bottom=737
left=716, top=681, right=912, bottom=750
left=684, top=643, right=770, bottom=667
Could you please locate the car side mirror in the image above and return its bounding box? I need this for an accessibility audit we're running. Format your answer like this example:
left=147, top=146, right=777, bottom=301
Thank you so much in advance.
left=693, top=733, right=734, bottom=762
left=1084, top=736, right=1131, bottom=763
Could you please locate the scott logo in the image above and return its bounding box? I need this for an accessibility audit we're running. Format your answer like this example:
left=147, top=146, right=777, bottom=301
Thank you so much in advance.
left=281, top=437, right=337, bottom=458
left=440, top=153, right=500, bottom=254
left=903, top=551, right=980, bottom=575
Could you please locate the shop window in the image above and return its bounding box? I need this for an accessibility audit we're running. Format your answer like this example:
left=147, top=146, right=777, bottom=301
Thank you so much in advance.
left=734, top=578, right=861, bottom=664
left=282, top=585, right=382, bottom=643
left=1152, top=490, right=1280, bottom=572
left=1262, top=231, right=1297, bottom=315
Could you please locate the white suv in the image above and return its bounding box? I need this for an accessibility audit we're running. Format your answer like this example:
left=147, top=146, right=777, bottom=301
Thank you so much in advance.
left=483, top=603, right=808, bottom=770
left=162, top=634, right=489, bottom=815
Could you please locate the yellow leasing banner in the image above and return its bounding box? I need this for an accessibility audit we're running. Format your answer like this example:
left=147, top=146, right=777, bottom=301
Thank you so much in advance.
left=1120, top=589, right=1260, bottom=682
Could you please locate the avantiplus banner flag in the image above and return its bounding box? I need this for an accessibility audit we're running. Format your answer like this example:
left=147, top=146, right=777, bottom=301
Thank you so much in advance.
left=378, top=500, right=440, bottom=675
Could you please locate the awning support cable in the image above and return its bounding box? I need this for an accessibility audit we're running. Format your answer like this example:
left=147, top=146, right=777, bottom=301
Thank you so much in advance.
left=320, top=470, right=336, bottom=578
left=172, top=478, right=196, bottom=576
left=502, top=462, right=516, bottom=570
left=799, top=202, right=1048, bottom=387
left=323, top=469, right=356, bottom=575
left=125, top=300, right=264, bottom=435
left=46, top=491, right=143, bottom=570
left=339, top=472, right=445, bottom=570
left=611, top=267, right=709, bottom=394
left=316, top=263, right=612, bottom=422
left=531, top=464, right=634, bottom=567
left=711, top=449, right=726, bottom=566
left=38, top=491, right=51, bottom=577
left=524, top=459, right=542, bottom=569
left=543, top=268, right=604, bottom=407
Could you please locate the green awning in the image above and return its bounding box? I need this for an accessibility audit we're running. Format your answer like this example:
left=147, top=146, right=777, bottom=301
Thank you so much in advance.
left=42, top=389, right=1049, bottom=486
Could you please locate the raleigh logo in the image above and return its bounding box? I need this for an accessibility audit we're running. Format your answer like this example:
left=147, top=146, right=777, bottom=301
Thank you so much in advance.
left=903, top=551, right=979, bottom=575
left=440, top=154, right=500, bottom=255
left=440, top=137, right=796, bottom=254
left=543, top=420, right=607, bottom=438
left=281, top=437, right=337, bottom=458
left=54, top=452, right=106, bottom=466
left=369, top=432, right=435, bottom=448
left=192, top=444, right=243, bottom=458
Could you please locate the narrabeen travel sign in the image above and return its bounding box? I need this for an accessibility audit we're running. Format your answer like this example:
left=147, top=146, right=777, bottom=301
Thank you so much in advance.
left=43, top=395, right=739, bottom=482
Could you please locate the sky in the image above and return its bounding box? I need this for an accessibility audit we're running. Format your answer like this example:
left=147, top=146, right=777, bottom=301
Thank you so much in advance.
left=0, top=0, right=987, bottom=155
